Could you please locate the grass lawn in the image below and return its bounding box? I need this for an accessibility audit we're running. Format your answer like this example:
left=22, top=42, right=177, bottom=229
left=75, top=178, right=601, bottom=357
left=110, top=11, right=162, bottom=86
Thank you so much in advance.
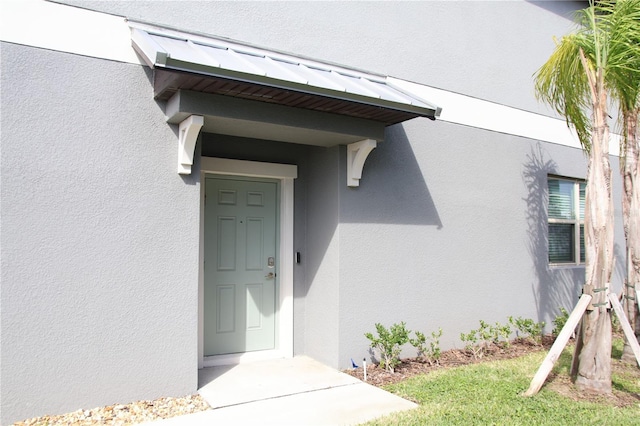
left=366, top=339, right=640, bottom=425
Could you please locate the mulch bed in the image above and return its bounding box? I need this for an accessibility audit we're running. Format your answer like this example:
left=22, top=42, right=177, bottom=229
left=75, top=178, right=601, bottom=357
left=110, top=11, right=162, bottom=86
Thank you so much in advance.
left=344, top=336, right=553, bottom=387
left=344, top=335, right=640, bottom=408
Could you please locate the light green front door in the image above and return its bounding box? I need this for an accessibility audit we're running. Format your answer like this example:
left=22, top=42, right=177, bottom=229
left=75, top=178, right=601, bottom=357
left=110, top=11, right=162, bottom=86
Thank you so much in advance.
left=204, top=176, right=278, bottom=356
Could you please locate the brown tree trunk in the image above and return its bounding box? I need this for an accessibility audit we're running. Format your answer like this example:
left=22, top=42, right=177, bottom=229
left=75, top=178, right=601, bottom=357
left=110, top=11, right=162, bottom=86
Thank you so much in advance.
left=571, top=63, right=613, bottom=394
left=622, top=111, right=640, bottom=363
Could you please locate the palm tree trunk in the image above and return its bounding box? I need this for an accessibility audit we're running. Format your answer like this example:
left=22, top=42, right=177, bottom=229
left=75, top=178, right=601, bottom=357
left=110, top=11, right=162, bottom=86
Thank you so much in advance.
left=571, top=66, right=613, bottom=394
left=622, top=110, right=640, bottom=363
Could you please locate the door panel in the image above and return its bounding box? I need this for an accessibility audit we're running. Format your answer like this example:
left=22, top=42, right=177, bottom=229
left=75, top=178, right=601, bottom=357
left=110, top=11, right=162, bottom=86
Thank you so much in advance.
left=217, top=217, right=237, bottom=270
left=245, top=218, right=263, bottom=270
left=216, top=285, right=235, bottom=333
left=204, top=177, right=278, bottom=356
left=246, top=284, right=264, bottom=329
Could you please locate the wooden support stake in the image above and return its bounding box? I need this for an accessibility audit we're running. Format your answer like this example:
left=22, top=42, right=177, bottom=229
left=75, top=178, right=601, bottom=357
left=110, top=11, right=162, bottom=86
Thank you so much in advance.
left=608, top=293, right=640, bottom=367
left=523, top=294, right=592, bottom=397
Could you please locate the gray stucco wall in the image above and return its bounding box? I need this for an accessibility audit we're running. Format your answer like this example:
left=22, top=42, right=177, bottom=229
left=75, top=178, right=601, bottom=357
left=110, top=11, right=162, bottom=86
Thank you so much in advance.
left=1, top=43, right=200, bottom=424
left=334, top=119, right=625, bottom=368
left=59, top=0, right=583, bottom=115
left=303, top=146, right=342, bottom=367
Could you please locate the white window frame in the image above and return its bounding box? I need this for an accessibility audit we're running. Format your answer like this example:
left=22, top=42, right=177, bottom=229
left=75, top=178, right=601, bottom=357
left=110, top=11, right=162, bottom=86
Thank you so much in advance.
left=548, top=176, right=585, bottom=266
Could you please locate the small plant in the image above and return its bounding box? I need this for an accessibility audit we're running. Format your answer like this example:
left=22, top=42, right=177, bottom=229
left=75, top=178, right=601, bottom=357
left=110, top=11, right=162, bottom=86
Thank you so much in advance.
left=460, top=329, right=484, bottom=359
left=365, top=322, right=410, bottom=372
left=508, top=316, right=545, bottom=345
left=410, top=328, right=443, bottom=365
left=460, top=320, right=512, bottom=359
left=489, top=321, right=512, bottom=348
left=552, top=307, right=570, bottom=337
left=477, top=320, right=495, bottom=346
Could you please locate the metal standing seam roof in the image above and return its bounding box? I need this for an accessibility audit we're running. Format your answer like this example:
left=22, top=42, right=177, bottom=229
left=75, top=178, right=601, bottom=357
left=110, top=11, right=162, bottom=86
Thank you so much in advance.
left=129, top=22, right=441, bottom=125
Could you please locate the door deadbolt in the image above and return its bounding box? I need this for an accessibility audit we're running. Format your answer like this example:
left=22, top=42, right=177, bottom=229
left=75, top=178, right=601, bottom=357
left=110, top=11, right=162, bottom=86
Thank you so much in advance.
left=267, top=257, right=275, bottom=268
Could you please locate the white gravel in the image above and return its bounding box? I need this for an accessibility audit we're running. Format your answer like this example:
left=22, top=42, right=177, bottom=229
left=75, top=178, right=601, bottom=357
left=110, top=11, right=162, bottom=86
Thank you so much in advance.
left=12, top=394, right=211, bottom=425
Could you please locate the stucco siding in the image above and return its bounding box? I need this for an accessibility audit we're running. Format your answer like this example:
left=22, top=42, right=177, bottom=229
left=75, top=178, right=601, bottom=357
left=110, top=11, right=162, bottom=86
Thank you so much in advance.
left=59, top=0, right=582, bottom=115
left=0, top=43, right=200, bottom=424
left=303, top=146, right=342, bottom=367
left=335, top=118, right=625, bottom=368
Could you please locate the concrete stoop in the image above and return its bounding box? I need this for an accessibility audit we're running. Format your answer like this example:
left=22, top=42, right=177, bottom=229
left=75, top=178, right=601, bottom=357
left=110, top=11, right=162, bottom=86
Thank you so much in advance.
left=145, top=356, right=417, bottom=425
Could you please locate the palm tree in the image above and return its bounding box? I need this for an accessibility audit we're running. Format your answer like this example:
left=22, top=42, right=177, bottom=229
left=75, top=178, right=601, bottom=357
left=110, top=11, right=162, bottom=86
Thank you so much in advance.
left=602, top=0, right=640, bottom=363
left=534, top=0, right=640, bottom=393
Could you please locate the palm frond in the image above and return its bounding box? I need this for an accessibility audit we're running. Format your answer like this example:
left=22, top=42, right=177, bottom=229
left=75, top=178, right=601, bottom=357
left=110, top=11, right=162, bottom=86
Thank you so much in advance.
left=601, top=0, right=640, bottom=114
left=534, top=0, right=640, bottom=153
left=534, top=34, right=592, bottom=151
left=596, top=0, right=640, bottom=159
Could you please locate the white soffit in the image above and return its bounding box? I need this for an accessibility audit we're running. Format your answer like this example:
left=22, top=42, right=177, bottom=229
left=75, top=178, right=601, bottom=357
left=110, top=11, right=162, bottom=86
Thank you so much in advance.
left=129, top=22, right=441, bottom=122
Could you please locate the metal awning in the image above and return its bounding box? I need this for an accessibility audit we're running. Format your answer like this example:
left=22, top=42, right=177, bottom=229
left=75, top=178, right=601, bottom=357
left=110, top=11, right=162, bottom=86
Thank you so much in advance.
left=130, top=22, right=441, bottom=126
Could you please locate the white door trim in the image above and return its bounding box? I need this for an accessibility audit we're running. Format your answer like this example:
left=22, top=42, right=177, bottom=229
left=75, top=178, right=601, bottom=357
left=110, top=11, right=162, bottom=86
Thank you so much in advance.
left=199, top=157, right=297, bottom=368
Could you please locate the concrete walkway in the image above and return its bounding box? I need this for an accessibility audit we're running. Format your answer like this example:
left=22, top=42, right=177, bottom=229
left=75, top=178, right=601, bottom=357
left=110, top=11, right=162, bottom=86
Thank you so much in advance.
left=145, top=356, right=417, bottom=425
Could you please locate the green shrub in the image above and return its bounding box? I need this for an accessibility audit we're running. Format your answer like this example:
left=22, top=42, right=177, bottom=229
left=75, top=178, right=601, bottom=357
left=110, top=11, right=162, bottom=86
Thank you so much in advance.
left=409, top=328, right=443, bottom=365
left=365, top=322, right=410, bottom=372
left=460, top=320, right=512, bottom=359
left=552, top=307, right=570, bottom=337
left=489, top=320, right=512, bottom=347
left=460, top=329, right=484, bottom=359
left=508, top=316, right=546, bottom=345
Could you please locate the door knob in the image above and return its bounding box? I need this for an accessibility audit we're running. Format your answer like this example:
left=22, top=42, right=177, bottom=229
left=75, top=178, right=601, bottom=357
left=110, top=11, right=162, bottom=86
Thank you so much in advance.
left=265, top=272, right=275, bottom=280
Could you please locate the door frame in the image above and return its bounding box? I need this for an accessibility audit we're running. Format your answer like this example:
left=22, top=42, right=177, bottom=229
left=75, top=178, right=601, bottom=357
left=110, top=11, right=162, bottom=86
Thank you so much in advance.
left=199, top=157, right=297, bottom=368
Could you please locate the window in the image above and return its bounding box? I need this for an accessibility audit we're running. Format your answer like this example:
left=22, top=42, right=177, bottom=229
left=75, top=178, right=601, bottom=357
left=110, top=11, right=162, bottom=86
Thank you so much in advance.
left=548, top=177, right=585, bottom=264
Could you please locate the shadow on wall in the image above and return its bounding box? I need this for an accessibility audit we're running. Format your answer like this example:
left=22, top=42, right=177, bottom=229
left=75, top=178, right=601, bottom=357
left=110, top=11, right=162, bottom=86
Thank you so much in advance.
left=524, top=0, right=583, bottom=19
left=339, top=125, right=442, bottom=227
left=523, top=144, right=584, bottom=325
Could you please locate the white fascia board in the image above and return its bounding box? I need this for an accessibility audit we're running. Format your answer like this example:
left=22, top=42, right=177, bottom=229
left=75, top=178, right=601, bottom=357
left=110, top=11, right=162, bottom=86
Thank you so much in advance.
left=389, top=77, right=621, bottom=157
left=0, top=0, right=141, bottom=65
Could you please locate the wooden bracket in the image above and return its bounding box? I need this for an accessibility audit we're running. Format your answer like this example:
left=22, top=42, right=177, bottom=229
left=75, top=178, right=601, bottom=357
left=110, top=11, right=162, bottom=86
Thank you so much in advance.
left=346, top=139, right=377, bottom=187
left=177, top=115, right=204, bottom=175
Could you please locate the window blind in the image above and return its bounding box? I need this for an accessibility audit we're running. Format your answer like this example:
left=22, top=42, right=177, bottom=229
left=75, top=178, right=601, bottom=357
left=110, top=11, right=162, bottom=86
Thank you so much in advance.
left=548, top=179, right=575, bottom=219
left=549, top=223, right=574, bottom=263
